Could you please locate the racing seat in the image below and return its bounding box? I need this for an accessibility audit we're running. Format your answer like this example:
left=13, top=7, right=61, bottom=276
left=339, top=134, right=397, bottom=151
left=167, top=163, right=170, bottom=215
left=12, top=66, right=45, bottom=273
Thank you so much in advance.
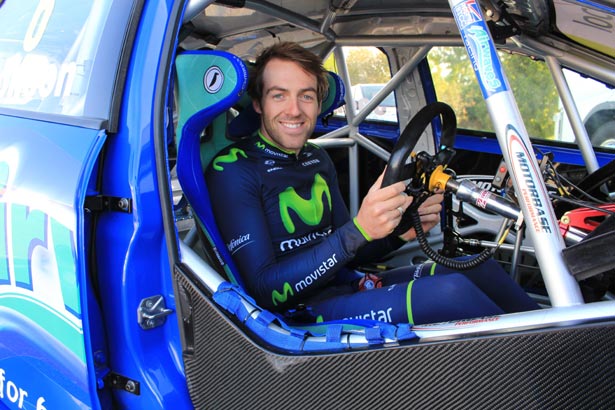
left=175, top=50, right=248, bottom=286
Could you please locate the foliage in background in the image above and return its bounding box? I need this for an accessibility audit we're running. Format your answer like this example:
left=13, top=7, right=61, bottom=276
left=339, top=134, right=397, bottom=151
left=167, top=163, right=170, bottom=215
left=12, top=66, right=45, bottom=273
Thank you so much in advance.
left=429, top=47, right=560, bottom=140
left=324, top=47, right=390, bottom=84
left=326, top=46, right=560, bottom=140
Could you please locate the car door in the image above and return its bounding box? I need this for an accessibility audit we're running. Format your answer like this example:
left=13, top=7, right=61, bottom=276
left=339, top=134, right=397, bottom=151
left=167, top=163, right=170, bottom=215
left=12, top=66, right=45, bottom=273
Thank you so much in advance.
left=0, top=116, right=106, bottom=410
left=0, top=1, right=136, bottom=409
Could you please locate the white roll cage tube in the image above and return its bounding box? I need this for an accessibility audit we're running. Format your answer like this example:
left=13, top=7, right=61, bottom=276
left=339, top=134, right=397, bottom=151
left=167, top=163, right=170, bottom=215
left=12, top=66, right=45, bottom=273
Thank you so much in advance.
left=448, top=0, right=584, bottom=307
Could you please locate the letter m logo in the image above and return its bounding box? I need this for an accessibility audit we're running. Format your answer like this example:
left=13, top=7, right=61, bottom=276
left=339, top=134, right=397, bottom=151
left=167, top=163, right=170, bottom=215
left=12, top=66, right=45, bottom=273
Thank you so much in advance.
left=272, top=282, right=294, bottom=306
left=212, top=148, right=247, bottom=171
left=278, top=173, right=331, bottom=234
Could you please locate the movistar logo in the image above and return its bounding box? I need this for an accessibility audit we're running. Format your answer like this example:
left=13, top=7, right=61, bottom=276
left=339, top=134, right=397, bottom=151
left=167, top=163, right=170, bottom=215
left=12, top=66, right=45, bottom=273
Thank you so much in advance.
left=279, top=173, right=331, bottom=234
left=212, top=148, right=247, bottom=171
left=279, top=228, right=331, bottom=253
left=255, top=140, right=289, bottom=158
left=271, top=282, right=294, bottom=306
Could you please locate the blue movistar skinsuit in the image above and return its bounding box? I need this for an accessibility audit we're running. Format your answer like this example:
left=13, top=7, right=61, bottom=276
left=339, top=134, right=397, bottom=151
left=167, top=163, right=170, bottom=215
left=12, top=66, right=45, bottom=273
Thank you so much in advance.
left=205, top=133, right=538, bottom=324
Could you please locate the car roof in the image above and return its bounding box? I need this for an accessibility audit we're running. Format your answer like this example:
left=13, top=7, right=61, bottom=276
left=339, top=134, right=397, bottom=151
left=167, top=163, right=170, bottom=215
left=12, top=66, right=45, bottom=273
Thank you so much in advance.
left=185, top=1, right=613, bottom=56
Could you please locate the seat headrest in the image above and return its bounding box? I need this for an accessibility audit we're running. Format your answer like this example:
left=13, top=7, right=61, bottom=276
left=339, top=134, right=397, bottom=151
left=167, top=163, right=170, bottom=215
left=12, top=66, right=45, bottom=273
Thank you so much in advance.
left=227, top=71, right=345, bottom=138
left=175, top=50, right=248, bottom=144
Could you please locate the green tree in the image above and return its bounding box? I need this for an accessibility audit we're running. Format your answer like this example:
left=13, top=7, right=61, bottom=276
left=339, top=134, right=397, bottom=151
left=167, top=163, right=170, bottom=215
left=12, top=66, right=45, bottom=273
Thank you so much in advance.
left=346, top=47, right=390, bottom=84
left=324, top=47, right=390, bottom=85
left=430, top=47, right=487, bottom=131
left=429, top=47, right=559, bottom=140
left=503, top=53, right=559, bottom=140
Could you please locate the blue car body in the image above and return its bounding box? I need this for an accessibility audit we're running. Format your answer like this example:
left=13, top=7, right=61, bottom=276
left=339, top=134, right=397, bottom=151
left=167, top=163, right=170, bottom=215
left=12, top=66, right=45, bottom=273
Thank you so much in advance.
left=0, top=1, right=188, bottom=408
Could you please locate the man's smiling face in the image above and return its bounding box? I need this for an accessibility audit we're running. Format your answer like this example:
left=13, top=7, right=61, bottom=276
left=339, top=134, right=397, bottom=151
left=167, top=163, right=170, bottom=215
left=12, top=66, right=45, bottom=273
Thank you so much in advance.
left=253, top=58, right=321, bottom=153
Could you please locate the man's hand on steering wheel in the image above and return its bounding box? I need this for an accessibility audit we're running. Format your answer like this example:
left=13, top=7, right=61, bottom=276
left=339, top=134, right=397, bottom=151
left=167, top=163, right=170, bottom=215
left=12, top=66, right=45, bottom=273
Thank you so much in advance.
left=355, top=171, right=414, bottom=240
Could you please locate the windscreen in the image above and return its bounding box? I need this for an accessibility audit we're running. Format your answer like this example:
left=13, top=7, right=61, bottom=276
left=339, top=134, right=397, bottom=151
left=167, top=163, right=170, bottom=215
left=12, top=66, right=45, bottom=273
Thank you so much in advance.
left=0, top=0, right=134, bottom=120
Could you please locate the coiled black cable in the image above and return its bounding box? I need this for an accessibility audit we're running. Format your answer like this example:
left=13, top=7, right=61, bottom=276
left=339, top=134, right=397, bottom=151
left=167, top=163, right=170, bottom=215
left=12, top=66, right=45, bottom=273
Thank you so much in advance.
left=410, top=207, right=493, bottom=270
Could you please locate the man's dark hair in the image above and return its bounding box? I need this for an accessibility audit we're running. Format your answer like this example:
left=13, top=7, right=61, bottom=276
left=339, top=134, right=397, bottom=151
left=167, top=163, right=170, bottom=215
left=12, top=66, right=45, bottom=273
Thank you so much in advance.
left=248, top=42, right=328, bottom=105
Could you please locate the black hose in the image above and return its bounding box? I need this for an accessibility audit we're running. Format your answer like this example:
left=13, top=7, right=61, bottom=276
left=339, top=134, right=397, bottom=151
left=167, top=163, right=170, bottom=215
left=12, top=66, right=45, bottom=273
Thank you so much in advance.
left=410, top=209, right=493, bottom=270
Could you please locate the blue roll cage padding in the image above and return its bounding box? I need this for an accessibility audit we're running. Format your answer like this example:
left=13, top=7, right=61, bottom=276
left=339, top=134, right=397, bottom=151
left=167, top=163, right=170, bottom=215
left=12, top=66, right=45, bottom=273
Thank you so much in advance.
left=174, top=51, right=416, bottom=350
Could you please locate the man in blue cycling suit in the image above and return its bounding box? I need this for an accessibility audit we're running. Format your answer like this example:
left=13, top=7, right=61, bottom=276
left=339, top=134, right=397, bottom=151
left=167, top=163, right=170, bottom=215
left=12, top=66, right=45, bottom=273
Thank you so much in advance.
left=205, top=42, right=538, bottom=324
